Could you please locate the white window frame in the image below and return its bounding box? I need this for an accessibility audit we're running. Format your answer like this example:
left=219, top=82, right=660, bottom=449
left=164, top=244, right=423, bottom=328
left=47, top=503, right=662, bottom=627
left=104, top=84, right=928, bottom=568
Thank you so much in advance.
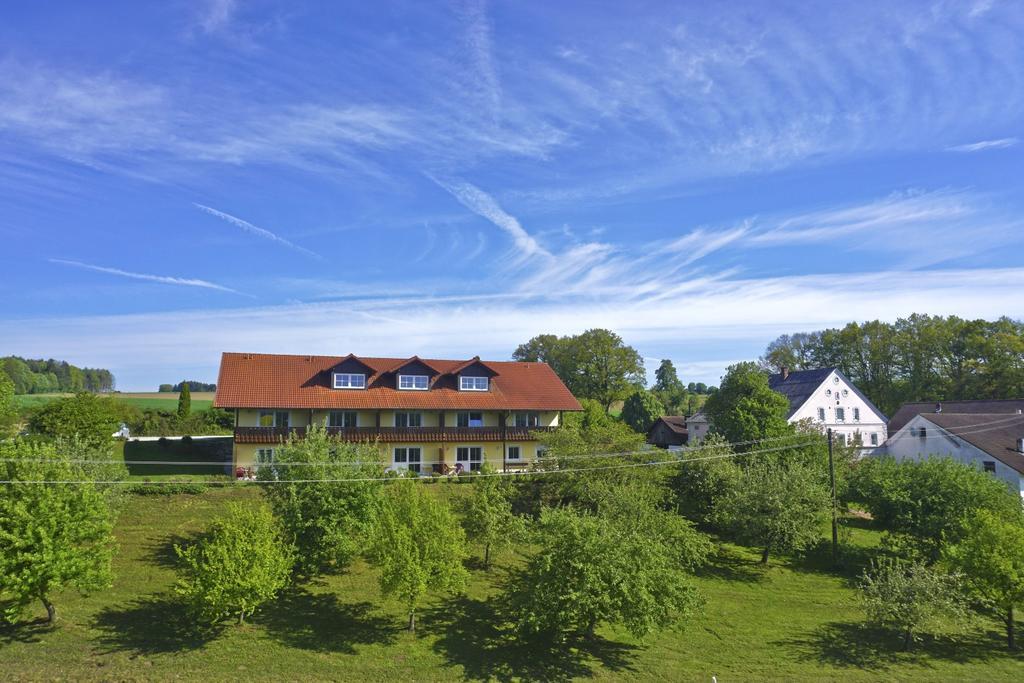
left=256, top=448, right=275, bottom=465
left=259, top=410, right=289, bottom=427
left=507, top=445, right=521, bottom=460
left=514, top=412, right=540, bottom=427
left=393, top=446, right=422, bottom=473
left=870, top=432, right=879, bottom=446
left=459, top=376, right=489, bottom=391
left=853, top=407, right=861, bottom=422
left=328, top=410, right=358, bottom=428
left=398, top=374, right=429, bottom=390
left=817, top=407, right=826, bottom=421
left=835, top=407, right=845, bottom=423
left=394, top=411, right=423, bottom=428
left=333, top=373, right=366, bottom=390
left=456, top=446, right=483, bottom=471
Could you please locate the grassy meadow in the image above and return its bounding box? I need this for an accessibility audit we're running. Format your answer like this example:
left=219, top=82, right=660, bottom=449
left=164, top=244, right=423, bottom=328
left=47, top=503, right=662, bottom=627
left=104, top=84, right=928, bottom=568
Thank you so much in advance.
left=14, top=391, right=216, bottom=412
left=2, top=486, right=1023, bottom=681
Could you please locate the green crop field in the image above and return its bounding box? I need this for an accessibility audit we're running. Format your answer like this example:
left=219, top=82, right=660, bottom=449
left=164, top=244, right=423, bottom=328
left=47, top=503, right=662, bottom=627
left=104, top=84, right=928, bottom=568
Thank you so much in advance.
left=2, top=487, right=1022, bottom=681
left=14, top=392, right=215, bottom=412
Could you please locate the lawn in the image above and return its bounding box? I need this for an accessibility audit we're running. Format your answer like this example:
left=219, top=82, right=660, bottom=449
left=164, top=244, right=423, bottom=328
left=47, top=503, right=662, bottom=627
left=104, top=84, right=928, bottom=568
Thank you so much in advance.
left=14, top=392, right=215, bottom=412
left=2, top=488, right=1023, bottom=681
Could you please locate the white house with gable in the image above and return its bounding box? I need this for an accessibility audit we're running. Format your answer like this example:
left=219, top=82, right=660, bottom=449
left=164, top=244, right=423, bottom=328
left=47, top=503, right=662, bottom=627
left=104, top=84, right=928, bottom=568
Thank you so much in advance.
left=883, top=412, right=1024, bottom=497
left=687, top=367, right=888, bottom=450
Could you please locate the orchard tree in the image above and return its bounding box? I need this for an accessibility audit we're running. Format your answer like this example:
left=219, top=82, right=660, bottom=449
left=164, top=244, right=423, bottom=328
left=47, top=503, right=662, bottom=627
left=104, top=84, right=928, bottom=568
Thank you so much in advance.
left=703, top=362, right=792, bottom=448
left=670, top=434, right=742, bottom=525
left=944, top=509, right=1024, bottom=649
left=177, top=382, right=191, bottom=419
left=175, top=503, right=293, bottom=625
left=859, top=558, right=966, bottom=650
left=0, top=439, right=124, bottom=623
left=506, top=494, right=711, bottom=641
left=258, top=425, right=385, bottom=575
left=850, top=456, right=1019, bottom=563
left=713, top=458, right=829, bottom=565
left=369, top=479, right=468, bottom=630
left=462, top=467, right=526, bottom=569
left=620, top=390, right=665, bottom=434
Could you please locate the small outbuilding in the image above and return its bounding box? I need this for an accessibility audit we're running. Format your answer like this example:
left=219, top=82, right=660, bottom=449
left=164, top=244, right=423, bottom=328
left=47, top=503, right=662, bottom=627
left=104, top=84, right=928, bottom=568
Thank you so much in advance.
left=647, top=416, right=688, bottom=449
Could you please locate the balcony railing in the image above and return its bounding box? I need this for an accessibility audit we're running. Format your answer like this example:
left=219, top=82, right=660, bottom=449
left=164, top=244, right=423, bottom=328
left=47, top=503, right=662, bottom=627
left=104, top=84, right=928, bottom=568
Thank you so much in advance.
left=234, top=425, right=557, bottom=444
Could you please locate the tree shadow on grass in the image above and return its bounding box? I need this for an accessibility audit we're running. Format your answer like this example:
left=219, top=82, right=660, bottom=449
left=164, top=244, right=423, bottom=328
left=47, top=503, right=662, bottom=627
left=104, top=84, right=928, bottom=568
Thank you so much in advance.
left=0, top=616, right=52, bottom=646
left=776, top=620, right=1024, bottom=672
left=421, top=595, right=638, bottom=682
left=93, top=593, right=219, bottom=655
left=694, top=545, right=767, bottom=584
left=257, top=588, right=398, bottom=654
left=144, top=531, right=205, bottom=571
left=790, top=538, right=877, bottom=585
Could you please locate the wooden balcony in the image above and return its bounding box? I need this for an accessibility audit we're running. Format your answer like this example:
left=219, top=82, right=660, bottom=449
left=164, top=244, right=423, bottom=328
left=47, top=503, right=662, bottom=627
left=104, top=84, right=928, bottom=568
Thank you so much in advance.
left=234, top=425, right=556, bottom=444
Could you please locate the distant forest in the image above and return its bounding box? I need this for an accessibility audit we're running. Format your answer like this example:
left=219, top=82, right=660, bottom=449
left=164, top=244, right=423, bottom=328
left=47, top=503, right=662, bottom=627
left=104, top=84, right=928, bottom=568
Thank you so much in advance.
left=158, top=381, right=217, bottom=392
left=761, top=314, right=1024, bottom=416
left=1, top=356, right=115, bottom=394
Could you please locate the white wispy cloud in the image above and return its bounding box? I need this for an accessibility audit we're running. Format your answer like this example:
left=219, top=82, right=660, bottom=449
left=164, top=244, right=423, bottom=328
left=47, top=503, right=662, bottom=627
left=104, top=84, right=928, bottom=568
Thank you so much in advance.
left=428, top=177, right=549, bottom=259
left=198, top=0, right=237, bottom=34
left=946, top=137, right=1019, bottom=152
left=193, top=203, right=322, bottom=259
left=10, top=265, right=1024, bottom=390
left=49, top=258, right=242, bottom=294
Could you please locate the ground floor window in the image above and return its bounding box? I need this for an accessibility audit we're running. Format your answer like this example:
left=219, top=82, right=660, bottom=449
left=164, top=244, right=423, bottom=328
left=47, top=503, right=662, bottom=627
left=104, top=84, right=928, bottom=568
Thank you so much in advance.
left=394, top=447, right=422, bottom=473
left=456, top=446, right=483, bottom=471
left=870, top=432, right=879, bottom=446
left=507, top=445, right=521, bottom=460
left=256, top=448, right=275, bottom=465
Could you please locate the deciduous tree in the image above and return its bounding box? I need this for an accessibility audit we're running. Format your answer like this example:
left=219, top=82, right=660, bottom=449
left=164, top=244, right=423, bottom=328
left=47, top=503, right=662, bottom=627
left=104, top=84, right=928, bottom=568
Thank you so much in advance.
left=944, top=509, right=1024, bottom=649
left=620, top=389, right=665, bottom=434
left=369, top=479, right=468, bottom=630
left=28, top=392, right=129, bottom=443
left=462, top=467, right=526, bottom=569
left=859, top=557, right=966, bottom=650
left=175, top=502, right=294, bottom=625
left=0, top=439, right=124, bottom=623
left=703, top=362, right=792, bottom=448
left=258, top=425, right=385, bottom=575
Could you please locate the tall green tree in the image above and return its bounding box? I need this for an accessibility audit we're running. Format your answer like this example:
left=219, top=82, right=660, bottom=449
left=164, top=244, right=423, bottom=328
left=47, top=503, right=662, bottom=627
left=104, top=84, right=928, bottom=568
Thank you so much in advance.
left=175, top=502, right=294, bottom=626
left=513, top=329, right=645, bottom=411
left=653, top=359, right=683, bottom=393
left=505, top=494, right=711, bottom=641
left=713, top=458, right=830, bottom=565
left=0, top=372, right=17, bottom=436
left=620, top=389, right=666, bottom=434
left=369, top=479, right=468, bottom=630
left=850, top=456, right=1019, bottom=563
left=944, top=509, right=1024, bottom=649
left=859, top=558, right=966, bottom=650
left=462, top=467, right=526, bottom=569
left=703, top=362, right=792, bottom=448
left=258, top=425, right=385, bottom=575
left=0, top=439, right=124, bottom=623
left=177, top=382, right=191, bottom=419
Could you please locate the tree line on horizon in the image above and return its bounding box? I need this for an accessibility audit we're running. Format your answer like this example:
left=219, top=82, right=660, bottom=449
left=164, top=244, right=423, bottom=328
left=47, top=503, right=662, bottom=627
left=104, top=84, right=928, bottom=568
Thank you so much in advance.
left=1, top=356, right=114, bottom=395
left=760, top=314, right=1024, bottom=416
left=158, top=380, right=216, bottom=393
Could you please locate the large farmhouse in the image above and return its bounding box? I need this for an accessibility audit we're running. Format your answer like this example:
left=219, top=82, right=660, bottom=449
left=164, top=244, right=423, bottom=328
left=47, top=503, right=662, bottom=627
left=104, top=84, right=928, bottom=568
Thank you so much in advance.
left=687, top=367, right=888, bottom=449
left=213, top=352, right=581, bottom=475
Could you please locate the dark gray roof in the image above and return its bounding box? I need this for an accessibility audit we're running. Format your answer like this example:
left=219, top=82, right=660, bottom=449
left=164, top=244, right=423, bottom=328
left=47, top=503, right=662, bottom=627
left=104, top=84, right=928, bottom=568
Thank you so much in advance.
left=922, top=413, right=1024, bottom=475
left=889, top=399, right=1024, bottom=434
left=768, top=367, right=836, bottom=418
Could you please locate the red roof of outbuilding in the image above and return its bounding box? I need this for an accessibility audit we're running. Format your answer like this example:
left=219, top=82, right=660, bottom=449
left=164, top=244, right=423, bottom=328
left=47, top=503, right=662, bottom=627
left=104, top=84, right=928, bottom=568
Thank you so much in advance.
left=213, top=352, right=582, bottom=411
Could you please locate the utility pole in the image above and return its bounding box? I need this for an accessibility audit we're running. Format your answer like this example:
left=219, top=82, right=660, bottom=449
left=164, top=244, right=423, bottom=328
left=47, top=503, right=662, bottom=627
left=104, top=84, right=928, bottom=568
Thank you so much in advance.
left=827, top=428, right=838, bottom=566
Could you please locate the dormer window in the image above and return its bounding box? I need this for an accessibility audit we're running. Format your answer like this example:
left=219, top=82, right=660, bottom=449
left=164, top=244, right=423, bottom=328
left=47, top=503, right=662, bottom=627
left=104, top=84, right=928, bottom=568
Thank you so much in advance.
left=333, top=373, right=366, bottom=389
left=460, top=376, right=488, bottom=391
left=398, top=375, right=429, bottom=390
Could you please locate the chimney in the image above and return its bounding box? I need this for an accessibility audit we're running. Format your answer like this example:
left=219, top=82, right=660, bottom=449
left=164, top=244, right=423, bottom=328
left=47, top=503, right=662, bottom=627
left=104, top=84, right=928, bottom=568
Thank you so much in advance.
left=1018, top=438, right=1024, bottom=454
left=781, top=367, right=790, bottom=380
left=935, top=402, right=942, bottom=413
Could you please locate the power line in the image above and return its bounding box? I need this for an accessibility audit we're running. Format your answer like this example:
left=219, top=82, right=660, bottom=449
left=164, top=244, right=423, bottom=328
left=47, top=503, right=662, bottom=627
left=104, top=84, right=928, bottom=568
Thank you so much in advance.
left=0, top=441, right=817, bottom=486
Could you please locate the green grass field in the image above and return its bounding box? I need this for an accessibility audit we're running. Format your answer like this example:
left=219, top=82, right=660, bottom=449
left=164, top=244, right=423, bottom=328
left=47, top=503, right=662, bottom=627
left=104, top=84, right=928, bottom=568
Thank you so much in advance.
left=14, top=392, right=215, bottom=412
left=2, top=488, right=1023, bottom=681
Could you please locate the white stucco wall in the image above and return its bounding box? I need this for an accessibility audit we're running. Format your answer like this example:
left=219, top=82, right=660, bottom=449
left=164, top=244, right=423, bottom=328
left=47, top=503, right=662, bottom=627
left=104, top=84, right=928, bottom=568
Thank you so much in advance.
left=790, top=370, right=888, bottom=448
left=883, top=415, right=1024, bottom=497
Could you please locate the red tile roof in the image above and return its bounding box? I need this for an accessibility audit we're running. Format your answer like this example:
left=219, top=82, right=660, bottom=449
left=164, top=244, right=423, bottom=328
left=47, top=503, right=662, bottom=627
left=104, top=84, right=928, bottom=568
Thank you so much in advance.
left=213, top=352, right=583, bottom=411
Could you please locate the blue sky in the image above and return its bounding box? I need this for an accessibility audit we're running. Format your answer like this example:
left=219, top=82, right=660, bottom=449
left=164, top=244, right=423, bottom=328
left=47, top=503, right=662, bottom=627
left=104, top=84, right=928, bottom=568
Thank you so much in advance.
left=2, top=0, right=1023, bottom=391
